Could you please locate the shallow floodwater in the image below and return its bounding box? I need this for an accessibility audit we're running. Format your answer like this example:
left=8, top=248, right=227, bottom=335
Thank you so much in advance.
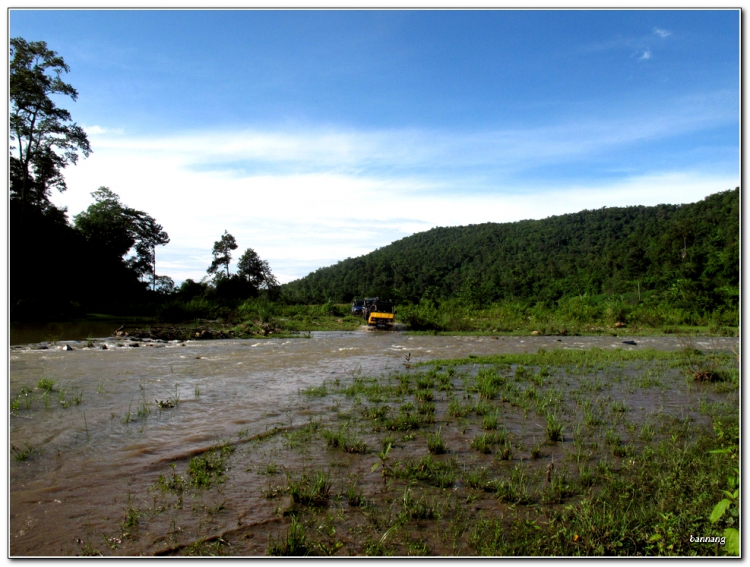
left=9, top=331, right=737, bottom=556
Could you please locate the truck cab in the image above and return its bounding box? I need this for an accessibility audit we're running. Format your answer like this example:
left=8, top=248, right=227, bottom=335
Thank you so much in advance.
left=365, top=298, right=395, bottom=328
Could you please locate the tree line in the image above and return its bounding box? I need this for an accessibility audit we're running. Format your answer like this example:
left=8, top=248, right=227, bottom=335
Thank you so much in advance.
left=10, top=36, right=738, bottom=324
left=281, top=188, right=739, bottom=318
left=10, top=37, right=277, bottom=320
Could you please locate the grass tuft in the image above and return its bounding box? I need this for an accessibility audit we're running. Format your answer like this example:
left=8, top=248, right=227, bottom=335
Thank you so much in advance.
left=546, top=413, right=564, bottom=442
left=288, top=470, right=332, bottom=506
left=427, top=427, right=447, bottom=455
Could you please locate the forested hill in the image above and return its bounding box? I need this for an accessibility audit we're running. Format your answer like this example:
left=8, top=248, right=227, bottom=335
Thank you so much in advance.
left=282, top=188, right=739, bottom=307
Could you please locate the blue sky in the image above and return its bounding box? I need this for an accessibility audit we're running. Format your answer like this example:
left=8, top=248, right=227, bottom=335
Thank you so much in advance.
left=10, top=9, right=739, bottom=284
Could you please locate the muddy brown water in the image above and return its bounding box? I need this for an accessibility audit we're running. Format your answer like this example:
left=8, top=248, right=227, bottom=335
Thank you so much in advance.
left=9, top=331, right=738, bottom=556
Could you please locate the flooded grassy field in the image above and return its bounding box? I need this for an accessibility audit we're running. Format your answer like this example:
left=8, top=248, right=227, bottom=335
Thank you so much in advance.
left=9, top=332, right=739, bottom=556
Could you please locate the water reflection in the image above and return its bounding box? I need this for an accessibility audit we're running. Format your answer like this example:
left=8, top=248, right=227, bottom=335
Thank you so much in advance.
left=10, top=321, right=125, bottom=346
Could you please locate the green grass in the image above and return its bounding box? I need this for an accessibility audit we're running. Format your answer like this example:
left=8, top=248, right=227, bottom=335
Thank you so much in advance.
left=345, top=479, right=366, bottom=507
left=121, top=506, right=141, bottom=536
left=482, top=411, right=499, bottom=431
left=117, top=345, right=738, bottom=557
left=156, top=464, right=186, bottom=494
left=268, top=517, right=311, bottom=556
left=322, top=426, right=368, bottom=454
left=49, top=297, right=738, bottom=337
left=381, top=404, right=432, bottom=431
left=399, top=486, right=441, bottom=521
left=604, top=428, right=622, bottom=447
left=392, top=455, right=458, bottom=488
left=422, top=347, right=707, bottom=369
left=545, top=413, right=564, bottom=442
left=427, top=427, right=447, bottom=455
left=470, top=428, right=736, bottom=555
left=448, top=398, right=471, bottom=418
left=11, top=442, right=37, bottom=461
left=287, top=470, right=332, bottom=506
left=302, top=385, right=328, bottom=397
left=530, top=441, right=543, bottom=459
left=188, top=444, right=235, bottom=488
left=185, top=538, right=232, bottom=557
left=611, top=400, right=629, bottom=413
left=470, top=433, right=494, bottom=454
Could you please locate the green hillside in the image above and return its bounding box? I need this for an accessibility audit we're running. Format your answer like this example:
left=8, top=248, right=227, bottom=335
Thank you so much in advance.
left=282, top=188, right=739, bottom=313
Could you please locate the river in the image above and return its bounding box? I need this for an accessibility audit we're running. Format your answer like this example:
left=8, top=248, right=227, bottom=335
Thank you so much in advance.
left=9, top=331, right=738, bottom=555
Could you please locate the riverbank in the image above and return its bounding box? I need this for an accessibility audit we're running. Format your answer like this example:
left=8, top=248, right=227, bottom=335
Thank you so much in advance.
left=11, top=314, right=737, bottom=347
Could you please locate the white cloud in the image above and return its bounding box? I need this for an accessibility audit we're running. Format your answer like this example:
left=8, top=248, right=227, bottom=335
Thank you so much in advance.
left=639, top=49, right=652, bottom=60
left=85, top=125, right=108, bottom=135
left=83, top=125, right=124, bottom=136
left=653, top=27, right=672, bottom=38
left=56, top=135, right=737, bottom=285
left=54, top=93, right=736, bottom=284
left=82, top=91, right=734, bottom=180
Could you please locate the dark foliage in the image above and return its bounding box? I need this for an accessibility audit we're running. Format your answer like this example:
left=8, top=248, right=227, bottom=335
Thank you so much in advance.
left=10, top=37, right=91, bottom=215
left=10, top=201, right=151, bottom=320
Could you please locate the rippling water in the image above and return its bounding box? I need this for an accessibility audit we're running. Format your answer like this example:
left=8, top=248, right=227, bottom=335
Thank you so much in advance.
left=9, top=331, right=737, bottom=555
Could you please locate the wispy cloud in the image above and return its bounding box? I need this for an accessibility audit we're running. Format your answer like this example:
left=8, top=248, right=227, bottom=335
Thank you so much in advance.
left=59, top=152, right=737, bottom=284
left=56, top=91, right=737, bottom=284
left=584, top=27, right=670, bottom=59
left=86, top=90, right=735, bottom=185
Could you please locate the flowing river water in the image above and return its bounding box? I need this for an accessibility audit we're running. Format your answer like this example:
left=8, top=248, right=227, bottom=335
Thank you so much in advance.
left=9, top=331, right=738, bottom=556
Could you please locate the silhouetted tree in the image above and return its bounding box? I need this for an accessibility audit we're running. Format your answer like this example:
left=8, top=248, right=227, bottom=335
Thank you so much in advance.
left=207, top=231, right=238, bottom=278
left=10, top=37, right=91, bottom=218
left=74, top=187, right=170, bottom=286
left=237, top=248, right=279, bottom=291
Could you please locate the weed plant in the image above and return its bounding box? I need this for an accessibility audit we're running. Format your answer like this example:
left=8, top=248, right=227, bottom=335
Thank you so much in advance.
left=188, top=444, right=235, bottom=488
left=268, top=517, right=310, bottom=556
left=37, top=378, right=55, bottom=391
left=322, top=426, right=368, bottom=454
left=427, top=427, right=447, bottom=455
left=288, top=471, right=332, bottom=506
left=482, top=411, right=499, bottom=431
left=448, top=398, right=471, bottom=418
left=121, top=346, right=738, bottom=557
left=11, top=442, right=37, bottom=461
left=546, top=414, right=564, bottom=442
left=470, top=433, right=493, bottom=454
left=392, top=455, right=458, bottom=489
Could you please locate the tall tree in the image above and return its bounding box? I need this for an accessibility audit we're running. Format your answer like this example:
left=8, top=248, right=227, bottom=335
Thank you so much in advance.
left=10, top=37, right=91, bottom=216
left=237, top=248, right=279, bottom=291
left=129, top=214, right=171, bottom=291
left=74, top=187, right=170, bottom=286
left=208, top=231, right=238, bottom=278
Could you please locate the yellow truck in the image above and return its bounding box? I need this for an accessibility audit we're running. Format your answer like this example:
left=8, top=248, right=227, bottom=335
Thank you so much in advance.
left=363, top=298, right=395, bottom=328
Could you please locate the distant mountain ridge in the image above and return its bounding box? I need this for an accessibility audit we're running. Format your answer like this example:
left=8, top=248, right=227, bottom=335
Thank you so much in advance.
left=282, top=188, right=739, bottom=307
